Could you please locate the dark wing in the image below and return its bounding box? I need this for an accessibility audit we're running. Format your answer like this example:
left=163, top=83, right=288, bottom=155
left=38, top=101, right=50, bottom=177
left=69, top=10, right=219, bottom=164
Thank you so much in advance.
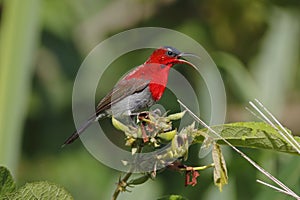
left=63, top=77, right=150, bottom=146
left=96, top=78, right=150, bottom=115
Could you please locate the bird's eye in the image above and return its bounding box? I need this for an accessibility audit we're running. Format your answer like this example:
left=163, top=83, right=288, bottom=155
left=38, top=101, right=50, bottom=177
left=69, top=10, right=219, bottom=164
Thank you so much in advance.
left=167, top=51, right=174, bottom=56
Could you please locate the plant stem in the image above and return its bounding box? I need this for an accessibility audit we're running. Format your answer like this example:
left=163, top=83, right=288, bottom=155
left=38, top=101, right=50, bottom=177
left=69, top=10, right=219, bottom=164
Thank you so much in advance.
left=111, top=172, right=132, bottom=200
left=112, top=145, right=143, bottom=200
left=179, top=163, right=215, bottom=171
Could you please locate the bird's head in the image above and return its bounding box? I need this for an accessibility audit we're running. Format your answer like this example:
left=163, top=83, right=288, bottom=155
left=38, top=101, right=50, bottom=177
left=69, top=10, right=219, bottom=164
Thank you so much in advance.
left=145, top=46, right=198, bottom=70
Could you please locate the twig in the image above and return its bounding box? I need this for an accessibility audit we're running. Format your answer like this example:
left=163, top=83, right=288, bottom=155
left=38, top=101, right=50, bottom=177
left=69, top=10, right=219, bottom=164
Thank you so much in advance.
left=177, top=99, right=300, bottom=199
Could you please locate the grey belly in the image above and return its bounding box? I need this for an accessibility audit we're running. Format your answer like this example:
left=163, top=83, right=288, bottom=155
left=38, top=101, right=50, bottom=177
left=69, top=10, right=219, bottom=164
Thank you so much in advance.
left=107, top=86, right=155, bottom=117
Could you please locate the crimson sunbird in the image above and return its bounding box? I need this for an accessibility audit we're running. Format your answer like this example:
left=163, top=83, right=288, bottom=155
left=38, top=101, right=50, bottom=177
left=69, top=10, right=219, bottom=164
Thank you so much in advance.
left=63, top=46, right=197, bottom=145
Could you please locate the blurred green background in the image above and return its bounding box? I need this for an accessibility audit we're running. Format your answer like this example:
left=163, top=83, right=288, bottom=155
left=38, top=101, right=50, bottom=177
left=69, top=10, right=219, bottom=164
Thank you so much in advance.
left=0, top=0, right=300, bottom=199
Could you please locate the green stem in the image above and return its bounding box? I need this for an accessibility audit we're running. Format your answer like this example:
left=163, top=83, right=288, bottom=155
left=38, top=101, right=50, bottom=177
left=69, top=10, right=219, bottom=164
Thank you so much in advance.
left=192, top=163, right=215, bottom=171
left=179, top=163, right=215, bottom=171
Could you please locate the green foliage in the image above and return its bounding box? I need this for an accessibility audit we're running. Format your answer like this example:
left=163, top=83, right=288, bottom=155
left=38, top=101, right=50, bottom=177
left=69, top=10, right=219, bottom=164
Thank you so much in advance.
left=0, top=167, right=16, bottom=196
left=195, top=122, right=300, bottom=154
left=112, top=112, right=300, bottom=199
left=0, top=166, right=73, bottom=200
left=3, top=182, right=73, bottom=200
left=250, top=8, right=300, bottom=110
left=0, top=0, right=299, bottom=199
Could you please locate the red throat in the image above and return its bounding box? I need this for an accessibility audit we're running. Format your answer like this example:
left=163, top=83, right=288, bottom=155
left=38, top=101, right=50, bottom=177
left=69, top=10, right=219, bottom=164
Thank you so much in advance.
left=148, top=64, right=172, bottom=101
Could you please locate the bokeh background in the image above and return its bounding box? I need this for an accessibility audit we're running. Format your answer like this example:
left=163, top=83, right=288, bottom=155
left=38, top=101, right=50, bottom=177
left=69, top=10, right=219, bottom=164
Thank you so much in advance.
left=0, top=0, right=300, bottom=199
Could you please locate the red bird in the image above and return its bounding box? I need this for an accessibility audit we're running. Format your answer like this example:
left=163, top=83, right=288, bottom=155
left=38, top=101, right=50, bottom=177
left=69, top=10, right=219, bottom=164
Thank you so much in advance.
left=63, top=46, right=196, bottom=145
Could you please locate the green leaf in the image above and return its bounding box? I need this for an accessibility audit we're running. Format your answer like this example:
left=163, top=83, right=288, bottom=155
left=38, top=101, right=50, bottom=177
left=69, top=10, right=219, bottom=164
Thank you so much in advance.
left=194, top=122, right=300, bottom=154
left=112, top=116, right=130, bottom=133
left=2, top=181, right=73, bottom=200
left=0, top=166, right=16, bottom=196
left=157, top=129, right=177, bottom=142
left=157, top=194, right=188, bottom=200
left=128, top=175, right=150, bottom=185
left=166, top=111, right=186, bottom=121
left=212, top=143, right=228, bottom=191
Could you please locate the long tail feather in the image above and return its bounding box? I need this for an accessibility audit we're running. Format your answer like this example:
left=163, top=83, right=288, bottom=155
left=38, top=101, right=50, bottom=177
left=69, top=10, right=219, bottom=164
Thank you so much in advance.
left=62, top=113, right=105, bottom=147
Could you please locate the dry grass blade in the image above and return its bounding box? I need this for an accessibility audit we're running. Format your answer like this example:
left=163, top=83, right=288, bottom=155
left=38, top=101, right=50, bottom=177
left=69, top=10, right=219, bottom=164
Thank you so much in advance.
left=248, top=99, right=300, bottom=154
left=256, top=179, right=295, bottom=197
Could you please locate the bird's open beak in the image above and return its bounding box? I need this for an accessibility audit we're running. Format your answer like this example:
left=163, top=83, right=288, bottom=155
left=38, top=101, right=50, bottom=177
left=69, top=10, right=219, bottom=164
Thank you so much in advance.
left=175, top=52, right=199, bottom=71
